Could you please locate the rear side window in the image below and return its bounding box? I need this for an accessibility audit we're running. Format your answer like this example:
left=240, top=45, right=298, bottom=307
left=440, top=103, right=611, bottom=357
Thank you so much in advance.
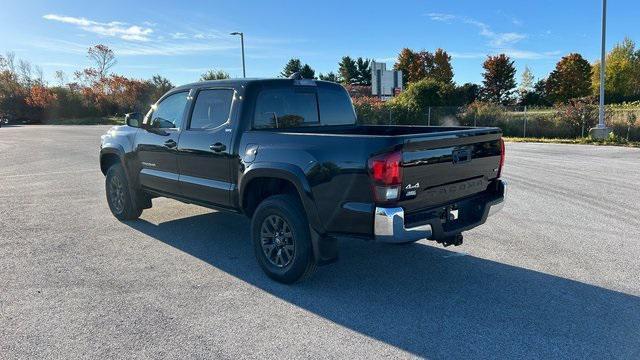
left=318, top=86, right=357, bottom=125
left=253, top=88, right=319, bottom=129
left=189, top=89, right=234, bottom=130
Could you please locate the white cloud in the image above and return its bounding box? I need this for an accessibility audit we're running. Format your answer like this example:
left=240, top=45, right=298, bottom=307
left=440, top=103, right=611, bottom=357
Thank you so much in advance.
left=501, top=49, right=562, bottom=60
left=43, top=14, right=153, bottom=42
left=490, top=32, right=527, bottom=47
left=426, top=13, right=456, bottom=22
left=427, top=13, right=526, bottom=48
left=448, top=52, right=486, bottom=59
left=171, top=32, right=189, bottom=39
left=114, top=42, right=237, bottom=56
left=427, top=13, right=560, bottom=60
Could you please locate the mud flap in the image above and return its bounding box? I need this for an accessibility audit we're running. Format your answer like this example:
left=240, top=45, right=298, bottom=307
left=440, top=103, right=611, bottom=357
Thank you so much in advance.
left=310, top=227, right=338, bottom=266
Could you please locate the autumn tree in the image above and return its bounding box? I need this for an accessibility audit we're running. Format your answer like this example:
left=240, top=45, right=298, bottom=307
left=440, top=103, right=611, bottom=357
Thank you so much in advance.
left=338, top=56, right=358, bottom=84
left=481, top=54, right=517, bottom=105
left=0, top=54, right=24, bottom=117
left=88, top=44, right=116, bottom=79
left=429, top=49, right=454, bottom=84
left=591, top=38, right=640, bottom=103
left=394, top=48, right=426, bottom=84
left=200, top=70, right=230, bottom=81
left=26, top=85, right=57, bottom=108
left=546, top=53, right=592, bottom=103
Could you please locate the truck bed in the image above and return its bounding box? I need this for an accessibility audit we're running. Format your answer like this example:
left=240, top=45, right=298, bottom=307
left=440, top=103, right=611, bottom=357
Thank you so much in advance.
left=244, top=124, right=503, bottom=236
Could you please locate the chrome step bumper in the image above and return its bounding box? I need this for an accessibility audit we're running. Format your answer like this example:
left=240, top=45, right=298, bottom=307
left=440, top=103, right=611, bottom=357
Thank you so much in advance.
left=374, top=179, right=507, bottom=243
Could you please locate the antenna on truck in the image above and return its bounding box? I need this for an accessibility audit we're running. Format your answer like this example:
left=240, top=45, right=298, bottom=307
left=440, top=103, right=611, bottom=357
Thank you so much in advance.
left=288, top=72, right=303, bottom=80
left=289, top=71, right=316, bottom=86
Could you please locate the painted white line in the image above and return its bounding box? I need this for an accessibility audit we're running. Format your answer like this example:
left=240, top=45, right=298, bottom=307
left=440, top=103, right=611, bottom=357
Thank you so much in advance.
left=0, top=169, right=97, bottom=179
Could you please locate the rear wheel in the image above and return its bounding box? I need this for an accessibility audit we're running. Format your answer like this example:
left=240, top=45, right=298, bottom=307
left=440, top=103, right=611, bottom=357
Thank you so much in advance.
left=251, top=194, right=316, bottom=283
left=105, top=163, right=143, bottom=220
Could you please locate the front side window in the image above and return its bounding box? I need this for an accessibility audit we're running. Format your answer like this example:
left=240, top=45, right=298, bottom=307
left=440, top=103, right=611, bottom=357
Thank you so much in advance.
left=254, top=88, right=319, bottom=129
left=149, top=92, right=189, bottom=129
left=189, top=89, right=234, bottom=130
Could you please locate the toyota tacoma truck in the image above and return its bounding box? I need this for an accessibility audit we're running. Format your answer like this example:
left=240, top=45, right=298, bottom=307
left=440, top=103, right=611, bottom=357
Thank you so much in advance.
left=100, top=76, right=506, bottom=283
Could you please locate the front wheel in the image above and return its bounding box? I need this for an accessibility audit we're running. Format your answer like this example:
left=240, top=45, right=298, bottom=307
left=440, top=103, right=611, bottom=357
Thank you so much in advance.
left=105, top=163, right=143, bottom=221
left=251, top=194, right=316, bottom=283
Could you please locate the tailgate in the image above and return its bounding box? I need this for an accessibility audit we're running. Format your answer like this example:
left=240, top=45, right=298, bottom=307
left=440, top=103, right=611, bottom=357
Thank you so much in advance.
left=399, top=129, right=502, bottom=213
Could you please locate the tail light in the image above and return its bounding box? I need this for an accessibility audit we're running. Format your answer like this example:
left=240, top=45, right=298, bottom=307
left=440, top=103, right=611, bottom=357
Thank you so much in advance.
left=368, top=150, right=402, bottom=202
left=497, top=138, right=505, bottom=178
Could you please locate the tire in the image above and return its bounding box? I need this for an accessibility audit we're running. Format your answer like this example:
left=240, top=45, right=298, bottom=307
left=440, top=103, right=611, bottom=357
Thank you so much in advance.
left=105, top=163, right=143, bottom=221
left=251, top=194, right=317, bottom=283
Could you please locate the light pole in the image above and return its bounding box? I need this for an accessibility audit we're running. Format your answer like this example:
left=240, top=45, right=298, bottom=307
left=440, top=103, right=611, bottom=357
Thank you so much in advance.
left=598, top=0, right=606, bottom=128
left=591, top=0, right=611, bottom=139
left=230, top=32, right=246, bottom=78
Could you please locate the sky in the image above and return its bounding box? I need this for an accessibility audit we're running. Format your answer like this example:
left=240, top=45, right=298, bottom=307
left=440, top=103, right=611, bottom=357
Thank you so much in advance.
left=0, top=0, right=638, bottom=87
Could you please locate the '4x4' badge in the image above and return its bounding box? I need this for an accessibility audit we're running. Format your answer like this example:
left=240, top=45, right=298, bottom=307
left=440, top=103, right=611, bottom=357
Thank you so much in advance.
left=405, top=182, right=420, bottom=190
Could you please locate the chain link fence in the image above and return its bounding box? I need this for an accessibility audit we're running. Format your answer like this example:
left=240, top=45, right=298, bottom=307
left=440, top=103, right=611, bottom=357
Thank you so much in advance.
left=356, top=104, right=640, bottom=141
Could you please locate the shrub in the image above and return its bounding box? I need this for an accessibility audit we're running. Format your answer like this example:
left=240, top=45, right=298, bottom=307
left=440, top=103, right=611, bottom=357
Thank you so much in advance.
left=553, top=98, right=598, bottom=137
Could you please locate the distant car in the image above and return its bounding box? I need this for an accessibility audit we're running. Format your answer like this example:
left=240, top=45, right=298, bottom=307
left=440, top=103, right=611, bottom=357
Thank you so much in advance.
left=100, top=77, right=506, bottom=283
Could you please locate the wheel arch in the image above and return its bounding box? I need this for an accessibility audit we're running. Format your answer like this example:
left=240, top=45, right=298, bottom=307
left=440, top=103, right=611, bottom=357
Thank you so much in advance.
left=100, top=147, right=125, bottom=175
left=239, top=162, right=324, bottom=234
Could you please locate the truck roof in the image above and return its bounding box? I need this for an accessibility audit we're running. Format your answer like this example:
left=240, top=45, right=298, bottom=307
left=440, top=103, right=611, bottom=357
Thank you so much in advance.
left=173, top=78, right=337, bottom=92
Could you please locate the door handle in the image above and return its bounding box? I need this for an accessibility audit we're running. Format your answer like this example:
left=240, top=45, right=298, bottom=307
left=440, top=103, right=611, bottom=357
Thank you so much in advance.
left=209, top=143, right=226, bottom=152
left=164, top=139, right=177, bottom=149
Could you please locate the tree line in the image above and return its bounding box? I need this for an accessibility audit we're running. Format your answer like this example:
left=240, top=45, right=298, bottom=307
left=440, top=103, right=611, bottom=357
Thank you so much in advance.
left=0, top=45, right=231, bottom=121
left=1, top=37, right=639, bottom=123
left=281, top=37, right=640, bottom=107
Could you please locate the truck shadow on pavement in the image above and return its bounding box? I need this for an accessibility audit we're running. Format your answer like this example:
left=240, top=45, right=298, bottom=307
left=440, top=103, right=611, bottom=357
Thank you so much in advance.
left=128, top=211, right=640, bottom=359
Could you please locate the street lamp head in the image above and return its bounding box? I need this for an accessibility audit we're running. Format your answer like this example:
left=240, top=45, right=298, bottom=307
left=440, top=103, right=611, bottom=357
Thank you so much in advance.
left=230, top=32, right=242, bottom=36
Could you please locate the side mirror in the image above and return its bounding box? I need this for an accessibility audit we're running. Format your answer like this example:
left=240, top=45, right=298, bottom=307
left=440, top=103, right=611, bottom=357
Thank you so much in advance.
left=125, top=112, right=142, bottom=128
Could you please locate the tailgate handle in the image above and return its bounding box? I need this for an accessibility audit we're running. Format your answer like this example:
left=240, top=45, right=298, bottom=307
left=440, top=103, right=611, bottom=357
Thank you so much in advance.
left=452, top=149, right=471, bottom=164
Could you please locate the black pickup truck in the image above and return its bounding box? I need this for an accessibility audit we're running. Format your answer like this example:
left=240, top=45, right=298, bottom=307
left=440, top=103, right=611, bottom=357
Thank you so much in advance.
left=100, top=77, right=506, bottom=283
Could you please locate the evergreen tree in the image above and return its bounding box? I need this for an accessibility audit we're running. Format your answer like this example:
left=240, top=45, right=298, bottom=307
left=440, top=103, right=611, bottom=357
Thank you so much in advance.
left=355, top=57, right=371, bottom=85
left=318, top=72, right=338, bottom=82
left=300, top=64, right=315, bottom=79
left=281, top=58, right=302, bottom=77
left=200, top=70, right=230, bottom=81
left=338, top=56, right=358, bottom=84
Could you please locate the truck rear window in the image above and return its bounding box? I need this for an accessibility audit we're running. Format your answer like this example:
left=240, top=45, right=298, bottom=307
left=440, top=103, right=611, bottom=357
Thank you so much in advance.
left=254, top=88, right=319, bottom=129
left=253, top=84, right=356, bottom=129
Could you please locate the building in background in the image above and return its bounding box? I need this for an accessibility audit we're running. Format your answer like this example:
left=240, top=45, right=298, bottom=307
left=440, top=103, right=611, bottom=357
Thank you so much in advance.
left=371, top=61, right=403, bottom=100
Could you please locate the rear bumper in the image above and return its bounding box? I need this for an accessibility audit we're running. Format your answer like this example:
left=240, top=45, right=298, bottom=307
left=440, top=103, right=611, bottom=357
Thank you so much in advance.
left=374, top=179, right=507, bottom=243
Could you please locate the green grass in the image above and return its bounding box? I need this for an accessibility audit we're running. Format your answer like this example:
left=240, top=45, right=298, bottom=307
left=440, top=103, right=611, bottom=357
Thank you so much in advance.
left=44, top=116, right=124, bottom=125
left=504, top=136, right=640, bottom=148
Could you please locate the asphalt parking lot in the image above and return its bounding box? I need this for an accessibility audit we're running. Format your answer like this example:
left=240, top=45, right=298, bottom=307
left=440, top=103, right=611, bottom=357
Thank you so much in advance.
left=1, top=125, right=639, bottom=359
